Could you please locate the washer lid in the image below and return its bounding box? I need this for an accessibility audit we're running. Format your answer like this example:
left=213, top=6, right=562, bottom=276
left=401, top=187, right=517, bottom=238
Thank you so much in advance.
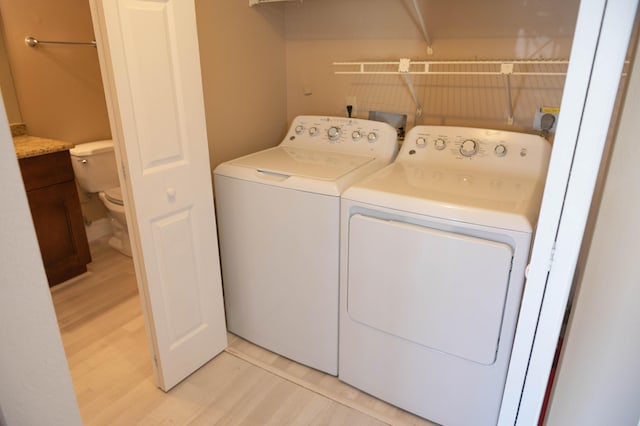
left=103, top=186, right=124, bottom=205
left=343, top=161, right=545, bottom=232
left=223, top=146, right=375, bottom=181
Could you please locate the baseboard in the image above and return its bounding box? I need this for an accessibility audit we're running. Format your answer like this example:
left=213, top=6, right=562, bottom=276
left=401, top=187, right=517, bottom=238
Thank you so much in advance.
left=85, top=218, right=111, bottom=242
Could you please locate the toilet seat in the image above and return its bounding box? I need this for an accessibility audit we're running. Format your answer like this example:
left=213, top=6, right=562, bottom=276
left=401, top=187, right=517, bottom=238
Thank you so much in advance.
left=103, top=187, right=124, bottom=206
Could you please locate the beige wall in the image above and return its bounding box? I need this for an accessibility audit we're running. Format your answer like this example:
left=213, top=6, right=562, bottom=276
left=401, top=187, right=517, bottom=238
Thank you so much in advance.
left=283, top=0, right=578, bottom=133
left=1, top=0, right=289, bottom=222
left=0, top=13, right=21, bottom=123
left=0, top=0, right=111, bottom=143
left=0, top=0, right=288, bottom=168
left=0, top=0, right=581, bottom=217
left=1, top=0, right=576, bottom=166
left=196, top=0, right=288, bottom=171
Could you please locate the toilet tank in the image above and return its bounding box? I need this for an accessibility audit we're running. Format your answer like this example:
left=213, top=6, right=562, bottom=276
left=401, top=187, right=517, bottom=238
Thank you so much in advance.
left=69, top=140, right=119, bottom=193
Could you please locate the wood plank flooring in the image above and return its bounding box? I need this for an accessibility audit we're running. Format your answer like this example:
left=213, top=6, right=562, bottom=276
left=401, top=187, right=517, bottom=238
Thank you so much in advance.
left=51, top=237, right=434, bottom=426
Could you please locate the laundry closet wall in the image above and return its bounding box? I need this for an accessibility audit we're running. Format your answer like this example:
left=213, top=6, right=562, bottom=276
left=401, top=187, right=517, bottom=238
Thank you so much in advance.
left=196, top=1, right=288, bottom=171
left=282, top=0, right=579, bottom=133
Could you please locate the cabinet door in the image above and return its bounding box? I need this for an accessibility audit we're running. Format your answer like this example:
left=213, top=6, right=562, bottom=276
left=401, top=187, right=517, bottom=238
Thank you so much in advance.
left=26, top=181, right=91, bottom=286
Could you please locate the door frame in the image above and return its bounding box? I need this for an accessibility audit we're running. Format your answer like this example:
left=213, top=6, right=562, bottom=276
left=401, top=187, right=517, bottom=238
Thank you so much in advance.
left=88, top=0, right=227, bottom=390
left=499, top=0, right=639, bottom=423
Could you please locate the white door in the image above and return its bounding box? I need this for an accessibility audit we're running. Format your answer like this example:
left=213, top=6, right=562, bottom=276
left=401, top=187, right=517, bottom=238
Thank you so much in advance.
left=347, top=215, right=513, bottom=365
left=499, top=0, right=639, bottom=423
left=89, top=0, right=227, bottom=390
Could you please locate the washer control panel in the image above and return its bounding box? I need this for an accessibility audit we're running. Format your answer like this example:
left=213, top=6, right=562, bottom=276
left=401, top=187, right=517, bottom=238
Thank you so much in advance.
left=283, top=115, right=399, bottom=159
left=400, top=125, right=551, bottom=178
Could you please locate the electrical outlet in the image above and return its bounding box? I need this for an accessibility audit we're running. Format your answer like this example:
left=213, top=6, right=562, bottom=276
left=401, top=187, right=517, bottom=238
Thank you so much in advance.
left=345, top=96, right=357, bottom=117
left=533, top=107, right=560, bottom=133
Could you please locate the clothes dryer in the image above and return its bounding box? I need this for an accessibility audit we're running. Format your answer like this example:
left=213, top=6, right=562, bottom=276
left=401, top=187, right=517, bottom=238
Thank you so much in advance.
left=339, top=126, right=551, bottom=425
left=214, top=116, right=398, bottom=375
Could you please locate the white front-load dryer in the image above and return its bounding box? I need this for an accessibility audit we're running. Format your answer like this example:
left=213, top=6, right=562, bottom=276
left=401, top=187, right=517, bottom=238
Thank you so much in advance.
left=339, top=126, right=551, bottom=425
left=214, top=116, right=398, bottom=375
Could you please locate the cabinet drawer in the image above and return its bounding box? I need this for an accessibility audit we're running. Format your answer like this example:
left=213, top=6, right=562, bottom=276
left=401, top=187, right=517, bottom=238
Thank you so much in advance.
left=19, top=150, right=75, bottom=191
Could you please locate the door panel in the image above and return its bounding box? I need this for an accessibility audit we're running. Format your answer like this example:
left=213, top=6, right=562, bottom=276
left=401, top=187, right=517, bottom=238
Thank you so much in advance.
left=119, top=2, right=185, bottom=168
left=91, top=0, right=227, bottom=390
left=347, top=214, right=513, bottom=365
left=151, top=210, right=205, bottom=346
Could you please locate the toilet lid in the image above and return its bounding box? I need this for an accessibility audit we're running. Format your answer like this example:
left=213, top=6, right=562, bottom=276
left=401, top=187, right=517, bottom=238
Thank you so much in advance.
left=103, top=187, right=124, bottom=206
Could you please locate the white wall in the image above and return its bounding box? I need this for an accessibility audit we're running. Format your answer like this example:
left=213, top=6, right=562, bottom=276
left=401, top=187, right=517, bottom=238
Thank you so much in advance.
left=544, top=32, right=640, bottom=426
left=0, top=105, right=81, bottom=423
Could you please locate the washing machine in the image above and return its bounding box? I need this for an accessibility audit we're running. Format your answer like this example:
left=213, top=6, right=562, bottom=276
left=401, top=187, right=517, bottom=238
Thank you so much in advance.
left=214, top=115, right=398, bottom=375
left=339, top=126, right=551, bottom=426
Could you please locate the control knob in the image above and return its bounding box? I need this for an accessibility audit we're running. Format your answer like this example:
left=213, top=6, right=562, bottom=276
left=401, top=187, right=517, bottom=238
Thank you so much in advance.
left=328, top=126, right=341, bottom=141
left=434, top=138, right=446, bottom=150
left=415, top=137, right=427, bottom=148
left=309, top=127, right=319, bottom=136
left=494, top=144, right=507, bottom=157
left=352, top=130, right=362, bottom=141
left=460, top=139, right=478, bottom=157
left=367, top=132, right=378, bottom=143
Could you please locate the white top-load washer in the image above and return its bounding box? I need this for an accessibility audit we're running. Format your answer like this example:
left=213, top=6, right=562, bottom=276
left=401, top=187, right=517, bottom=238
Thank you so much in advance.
left=214, top=115, right=398, bottom=375
left=339, top=126, right=551, bottom=426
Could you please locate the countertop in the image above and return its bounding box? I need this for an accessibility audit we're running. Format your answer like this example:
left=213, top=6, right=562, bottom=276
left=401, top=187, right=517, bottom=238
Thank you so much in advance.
left=14, top=134, right=75, bottom=160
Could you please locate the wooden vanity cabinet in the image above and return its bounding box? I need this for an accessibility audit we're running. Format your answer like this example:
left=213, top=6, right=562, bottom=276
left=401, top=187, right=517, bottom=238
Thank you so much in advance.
left=19, top=150, right=91, bottom=286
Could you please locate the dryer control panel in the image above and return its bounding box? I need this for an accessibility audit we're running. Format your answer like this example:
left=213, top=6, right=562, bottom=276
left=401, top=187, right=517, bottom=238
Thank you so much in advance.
left=281, top=115, right=399, bottom=161
left=400, top=126, right=551, bottom=180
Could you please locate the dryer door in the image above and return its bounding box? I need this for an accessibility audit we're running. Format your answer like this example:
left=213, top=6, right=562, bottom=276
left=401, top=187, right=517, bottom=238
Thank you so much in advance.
left=347, top=214, right=513, bottom=365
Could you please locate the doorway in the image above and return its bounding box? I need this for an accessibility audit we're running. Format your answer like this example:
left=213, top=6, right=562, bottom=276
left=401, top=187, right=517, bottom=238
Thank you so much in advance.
left=0, top=0, right=153, bottom=414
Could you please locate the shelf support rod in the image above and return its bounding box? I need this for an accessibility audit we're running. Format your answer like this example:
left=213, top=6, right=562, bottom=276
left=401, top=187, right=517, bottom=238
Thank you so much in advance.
left=410, top=0, right=433, bottom=54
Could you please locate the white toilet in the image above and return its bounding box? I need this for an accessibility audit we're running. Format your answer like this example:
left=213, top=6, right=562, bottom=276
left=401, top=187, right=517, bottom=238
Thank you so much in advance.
left=69, top=140, right=132, bottom=257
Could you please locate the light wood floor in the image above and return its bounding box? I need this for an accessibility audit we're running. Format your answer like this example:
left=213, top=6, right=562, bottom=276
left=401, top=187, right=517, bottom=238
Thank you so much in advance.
left=51, top=237, right=435, bottom=426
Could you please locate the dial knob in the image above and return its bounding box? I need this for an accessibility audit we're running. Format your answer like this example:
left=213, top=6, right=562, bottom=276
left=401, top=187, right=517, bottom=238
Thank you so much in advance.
left=327, top=126, right=341, bottom=140
left=367, top=132, right=378, bottom=143
left=415, top=137, right=427, bottom=148
left=295, top=125, right=305, bottom=135
left=494, top=144, right=507, bottom=157
left=352, top=130, right=362, bottom=141
left=309, top=127, right=319, bottom=136
left=434, top=138, right=446, bottom=150
left=460, top=139, right=478, bottom=157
